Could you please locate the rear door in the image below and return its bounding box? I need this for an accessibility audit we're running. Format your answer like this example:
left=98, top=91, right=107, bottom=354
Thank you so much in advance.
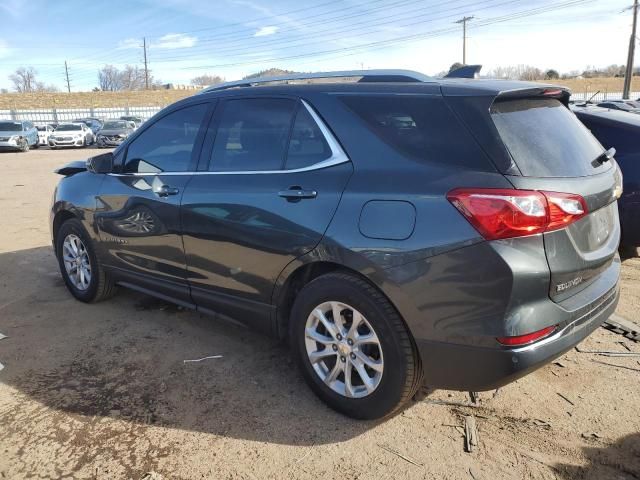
left=95, top=101, right=212, bottom=304
left=489, top=97, right=622, bottom=301
left=180, top=96, right=352, bottom=332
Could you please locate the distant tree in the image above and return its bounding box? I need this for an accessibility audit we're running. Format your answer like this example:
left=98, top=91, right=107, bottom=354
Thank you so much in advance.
left=9, top=67, right=39, bottom=92
left=0, top=88, right=8, bottom=94
left=98, top=65, right=122, bottom=91
left=449, top=62, right=463, bottom=74
left=190, top=74, right=225, bottom=87
left=35, top=82, right=59, bottom=92
left=243, top=68, right=296, bottom=80
left=519, top=65, right=544, bottom=81
left=545, top=69, right=560, bottom=80
left=119, top=65, right=148, bottom=90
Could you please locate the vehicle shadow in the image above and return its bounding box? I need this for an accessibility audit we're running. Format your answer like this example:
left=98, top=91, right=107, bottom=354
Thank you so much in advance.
left=0, top=246, right=377, bottom=446
left=554, top=433, right=640, bottom=479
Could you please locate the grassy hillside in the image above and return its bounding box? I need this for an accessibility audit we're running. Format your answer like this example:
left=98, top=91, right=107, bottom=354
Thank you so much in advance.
left=0, top=90, right=196, bottom=110
left=535, top=76, right=640, bottom=94
left=1, top=76, right=639, bottom=110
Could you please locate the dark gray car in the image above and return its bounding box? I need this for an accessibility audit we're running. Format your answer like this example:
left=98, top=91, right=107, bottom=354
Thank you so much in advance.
left=96, top=120, right=136, bottom=148
left=50, top=70, right=621, bottom=420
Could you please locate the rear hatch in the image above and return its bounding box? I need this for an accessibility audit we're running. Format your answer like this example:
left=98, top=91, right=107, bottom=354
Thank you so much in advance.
left=489, top=95, right=621, bottom=301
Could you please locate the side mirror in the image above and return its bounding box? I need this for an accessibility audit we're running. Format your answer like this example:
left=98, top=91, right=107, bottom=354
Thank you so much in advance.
left=87, top=152, right=113, bottom=174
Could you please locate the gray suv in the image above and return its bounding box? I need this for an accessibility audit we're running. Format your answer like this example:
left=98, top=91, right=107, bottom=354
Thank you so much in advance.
left=50, top=70, right=621, bottom=419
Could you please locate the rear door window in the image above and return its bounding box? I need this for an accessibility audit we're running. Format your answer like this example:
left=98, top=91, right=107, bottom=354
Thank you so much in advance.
left=491, top=98, right=610, bottom=177
left=209, top=98, right=296, bottom=172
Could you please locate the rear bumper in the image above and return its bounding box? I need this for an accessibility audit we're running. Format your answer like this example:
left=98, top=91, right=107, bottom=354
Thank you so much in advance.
left=417, top=277, right=620, bottom=391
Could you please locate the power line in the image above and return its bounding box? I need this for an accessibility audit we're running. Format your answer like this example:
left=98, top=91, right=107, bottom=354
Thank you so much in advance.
left=150, top=0, right=527, bottom=63
left=64, top=61, right=71, bottom=93
left=164, top=0, right=596, bottom=71
left=623, top=0, right=638, bottom=98
left=143, top=37, right=149, bottom=90
left=455, top=16, right=475, bottom=64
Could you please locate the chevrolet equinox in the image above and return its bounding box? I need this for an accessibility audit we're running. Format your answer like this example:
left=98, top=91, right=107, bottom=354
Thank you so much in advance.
left=51, top=70, right=622, bottom=419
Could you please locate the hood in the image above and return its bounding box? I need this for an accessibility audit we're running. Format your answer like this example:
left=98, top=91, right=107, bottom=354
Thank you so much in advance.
left=98, top=128, right=132, bottom=136
left=0, top=130, right=24, bottom=137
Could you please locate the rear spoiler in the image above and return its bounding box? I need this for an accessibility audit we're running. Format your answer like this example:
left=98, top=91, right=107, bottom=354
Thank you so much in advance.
left=445, top=65, right=482, bottom=79
left=494, top=86, right=571, bottom=106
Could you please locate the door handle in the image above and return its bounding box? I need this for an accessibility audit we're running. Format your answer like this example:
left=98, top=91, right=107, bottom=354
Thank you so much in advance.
left=154, top=184, right=180, bottom=197
left=278, top=186, right=317, bottom=201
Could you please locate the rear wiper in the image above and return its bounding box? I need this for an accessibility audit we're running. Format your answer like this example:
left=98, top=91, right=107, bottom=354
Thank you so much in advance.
left=594, top=147, right=616, bottom=164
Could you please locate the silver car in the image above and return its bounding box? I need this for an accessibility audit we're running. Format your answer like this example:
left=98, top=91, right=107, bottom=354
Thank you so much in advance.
left=49, top=123, right=94, bottom=149
left=0, top=120, right=39, bottom=152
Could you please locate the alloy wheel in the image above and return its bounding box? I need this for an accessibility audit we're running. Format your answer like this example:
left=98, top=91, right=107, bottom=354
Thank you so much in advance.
left=62, top=234, right=92, bottom=291
left=304, top=301, right=384, bottom=398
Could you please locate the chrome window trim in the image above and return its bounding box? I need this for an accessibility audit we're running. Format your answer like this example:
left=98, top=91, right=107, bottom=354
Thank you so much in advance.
left=109, top=99, right=350, bottom=177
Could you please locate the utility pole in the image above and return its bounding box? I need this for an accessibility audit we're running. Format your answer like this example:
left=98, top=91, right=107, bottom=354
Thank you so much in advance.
left=455, top=16, right=474, bottom=65
left=623, top=0, right=638, bottom=99
left=64, top=61, right=71, bottom=93
left=143, top=37, right=149, bottom=90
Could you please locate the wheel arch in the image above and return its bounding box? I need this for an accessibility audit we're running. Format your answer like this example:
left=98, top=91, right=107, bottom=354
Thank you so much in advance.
left=273, top=259, right=419, bottom=355
left=52, top=209, right=79, bottom=249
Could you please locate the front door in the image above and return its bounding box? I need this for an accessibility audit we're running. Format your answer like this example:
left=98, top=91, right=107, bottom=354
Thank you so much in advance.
left=180, top=97, right=352, bottom=331
left=95, top=101, right=211, bottom=304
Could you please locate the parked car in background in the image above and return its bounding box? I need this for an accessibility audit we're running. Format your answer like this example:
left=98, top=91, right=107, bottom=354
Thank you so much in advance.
left=37, top=125, right=55, bottom=146
left=74, top=118, right=103, bottom=135
left=0, top=120, right=38, bottom=152
left=597, top=100, right=640, bottom=114
left=119, top=116, right=143, bottom=129
left=572, top=105, right=640, bottom=254
left=96, top=120, right=135, bottom=148
left=49, top=122, right=94, bottom=149
left=51, top=70, right=621, bottom=419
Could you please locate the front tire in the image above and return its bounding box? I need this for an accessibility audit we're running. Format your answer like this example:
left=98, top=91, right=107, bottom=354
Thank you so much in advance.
left=18, top=138, right=29, bottom=152
left=290, top=272, right=422, bottom=419
left=55, top=218, right=117, bottom=303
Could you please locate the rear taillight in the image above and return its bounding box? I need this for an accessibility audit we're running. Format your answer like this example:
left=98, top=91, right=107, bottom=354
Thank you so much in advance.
left=447, top=188, right=587, bottom=240
left=497, top=325, right=557, bottom=347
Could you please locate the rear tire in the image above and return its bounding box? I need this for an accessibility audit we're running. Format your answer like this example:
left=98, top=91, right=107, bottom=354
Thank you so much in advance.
left=55, top=218, right=117, bottom=303
left=290, top=271, right=422, bottom=419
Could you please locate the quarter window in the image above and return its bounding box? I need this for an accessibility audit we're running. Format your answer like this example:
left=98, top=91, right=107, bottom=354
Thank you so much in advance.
left=209, top=98, right=296, bottom=172
left=123, top=103, right=208, bottom=174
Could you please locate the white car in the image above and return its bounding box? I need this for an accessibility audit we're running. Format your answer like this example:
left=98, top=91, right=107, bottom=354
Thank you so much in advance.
left=36, top=125, right=55, bottom=146
left=49, top=123, right=94, bottom=149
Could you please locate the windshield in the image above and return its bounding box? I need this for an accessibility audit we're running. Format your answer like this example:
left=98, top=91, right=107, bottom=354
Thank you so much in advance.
left=36, top=126, right=47, bottom=131
left=103, top=121, right=129, bottom=129
left=56, top=124, right=82, bottom=131
left=491, top=98, right=610, bottom=177
left=0, top=122, right=22, bottom=132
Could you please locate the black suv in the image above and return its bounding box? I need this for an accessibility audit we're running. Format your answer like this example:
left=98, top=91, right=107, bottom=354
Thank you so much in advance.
left=51, top=70, right=621, bottom=419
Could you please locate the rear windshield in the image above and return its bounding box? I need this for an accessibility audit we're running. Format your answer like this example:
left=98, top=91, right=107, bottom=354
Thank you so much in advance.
left=491, top=98, right=610, bottom=177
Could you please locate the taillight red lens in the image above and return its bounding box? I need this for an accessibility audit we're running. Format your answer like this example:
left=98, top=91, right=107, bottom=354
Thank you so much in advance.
left=447, top=188, right=588, bottom=240
left=497, top=325, right=557, bottom=346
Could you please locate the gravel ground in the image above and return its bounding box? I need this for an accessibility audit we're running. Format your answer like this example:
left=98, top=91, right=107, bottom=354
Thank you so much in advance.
left=0, top=148, right=638, bottom=480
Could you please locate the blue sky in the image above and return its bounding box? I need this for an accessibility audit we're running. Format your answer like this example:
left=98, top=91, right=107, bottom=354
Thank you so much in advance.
left=0, top=0, right=635, bottom=91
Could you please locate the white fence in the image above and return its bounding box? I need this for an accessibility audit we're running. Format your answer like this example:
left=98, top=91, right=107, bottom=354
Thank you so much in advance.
left=0, top=106, right=163, bottom=125
left=569, top=91, right=640, bottom=102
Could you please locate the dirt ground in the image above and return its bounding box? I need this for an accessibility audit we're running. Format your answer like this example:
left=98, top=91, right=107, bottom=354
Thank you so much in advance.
left=0, top=148, right=638, bottom=480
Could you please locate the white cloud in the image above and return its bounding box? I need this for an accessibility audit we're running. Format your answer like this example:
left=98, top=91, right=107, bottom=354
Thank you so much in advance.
left=254, top=26, right=278, bottom=37
left=117, top=38, right=141, bottom=50
left=153, top=33, right=198, bottom=49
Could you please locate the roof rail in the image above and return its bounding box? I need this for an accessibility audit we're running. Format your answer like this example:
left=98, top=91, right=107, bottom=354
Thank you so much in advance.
left=201, top=69, right=433, bottom=93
